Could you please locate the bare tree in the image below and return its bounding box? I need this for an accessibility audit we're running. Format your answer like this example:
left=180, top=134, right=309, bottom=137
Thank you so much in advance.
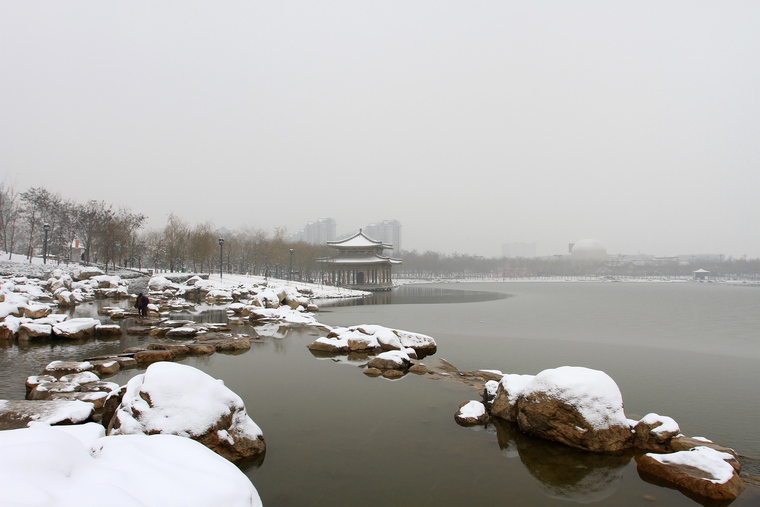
left=163, top=213, right=188, bottom=272
left=75, top=200, right=108, bottom=265
left=188, top=221, right=216, bottom=273
left=0, top=180, right=21, bottom=259
left=19, top=187, right=55, bottom=262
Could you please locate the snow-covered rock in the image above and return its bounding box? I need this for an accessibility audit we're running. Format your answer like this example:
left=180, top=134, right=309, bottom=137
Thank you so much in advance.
left=638, top=446, right=745, bottom=501
left=367, top=350, right=412, bottom=370
left=308, top=325, right=437, bottom=357
left=52, top=318, right=99, bottom=340
left=0, top=399, right=95, bottom=428
left=18, top=322, right=52, bottom=342
left=513, top=366, right=634, bottom=452
left=71, top=266, right=105, bottom=280
left=148, top=275, right=173, bottom=291
left=108, top=362, right=266, bottom=465
left=455, top=400, right=489, bottom=426
left=633, top=413, right=680, bottom=451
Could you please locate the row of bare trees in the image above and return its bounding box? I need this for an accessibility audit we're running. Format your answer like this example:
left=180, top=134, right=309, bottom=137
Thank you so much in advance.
left=146, top=215, right=332, bottom=280
left=4, top=181, right=760, bottom=280
left=0, top=182, right=334, bottom=279
left=1, top=183, right=145, bottom=272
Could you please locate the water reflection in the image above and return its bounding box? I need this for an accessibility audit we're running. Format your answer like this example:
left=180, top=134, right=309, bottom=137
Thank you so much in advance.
left=493, top=419, right=630, bottom=504
left=319, top=286, right=510, bottom=307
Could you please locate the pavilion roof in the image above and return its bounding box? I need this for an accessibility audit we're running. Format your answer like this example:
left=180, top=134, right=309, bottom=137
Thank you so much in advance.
left=326, top=229, right=393, bottom=250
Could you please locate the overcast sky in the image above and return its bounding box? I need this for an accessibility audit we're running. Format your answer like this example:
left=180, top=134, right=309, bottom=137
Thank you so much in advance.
left=1, top=1, right=758, bottom=258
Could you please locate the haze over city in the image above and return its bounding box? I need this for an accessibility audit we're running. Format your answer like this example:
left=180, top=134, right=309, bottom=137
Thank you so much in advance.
left=2, top=1, right=758, bottom=258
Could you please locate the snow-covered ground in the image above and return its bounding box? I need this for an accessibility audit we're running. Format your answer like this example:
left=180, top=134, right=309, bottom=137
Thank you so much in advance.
left=0, top=423, right=262, bottom=507
left=0, top=251, right=142, bottom=279
left=185, top=271, right=370, bottom=300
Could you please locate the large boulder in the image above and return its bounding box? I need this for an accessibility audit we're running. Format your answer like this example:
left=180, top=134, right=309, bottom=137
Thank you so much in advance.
left=637, top=446, right=745, bottom=501
left=71, top=266, right=105, bottom=280
left=515, top=366, right=634, bottom=452
left=108, top=362, right=266, bottom=465
left=148, top=276, right=173, bottom=291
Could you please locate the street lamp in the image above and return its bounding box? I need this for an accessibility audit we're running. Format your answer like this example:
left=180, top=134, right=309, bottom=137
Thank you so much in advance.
left=289, top=249, right=294, bottom=281
left=43, top=223, right=50, bottom=265
left=218, top=238, right=224, bottom=280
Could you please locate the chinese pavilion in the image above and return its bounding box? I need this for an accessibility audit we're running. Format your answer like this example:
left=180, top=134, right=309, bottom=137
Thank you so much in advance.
left=319, top=229, right=401, bottom=290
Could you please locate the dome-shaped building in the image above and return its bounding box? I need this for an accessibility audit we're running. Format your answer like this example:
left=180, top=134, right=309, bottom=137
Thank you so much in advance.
left=571, top=239, right=607, bottom=261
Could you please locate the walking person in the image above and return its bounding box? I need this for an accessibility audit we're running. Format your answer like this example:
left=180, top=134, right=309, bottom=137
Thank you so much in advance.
left=140, top=294, right=149, bottom=317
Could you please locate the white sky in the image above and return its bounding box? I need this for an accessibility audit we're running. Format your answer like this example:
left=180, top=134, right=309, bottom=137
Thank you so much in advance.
left=1, top=1, right=759, bottom=258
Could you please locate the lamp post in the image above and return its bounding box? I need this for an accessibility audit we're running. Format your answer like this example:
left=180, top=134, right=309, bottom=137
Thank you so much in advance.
left=289, top=248, right=294, bottom=281
left=218, top=238, right=224, bottom=280
left=43, top=223, right=50, bottom=264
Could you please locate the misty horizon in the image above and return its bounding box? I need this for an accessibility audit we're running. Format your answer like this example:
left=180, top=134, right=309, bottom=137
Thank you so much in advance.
left=2, top=2, right=758, bottom=259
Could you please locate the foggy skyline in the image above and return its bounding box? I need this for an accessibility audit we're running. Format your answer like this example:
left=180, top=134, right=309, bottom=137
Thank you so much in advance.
left=2, top=1, right=759, bottom=258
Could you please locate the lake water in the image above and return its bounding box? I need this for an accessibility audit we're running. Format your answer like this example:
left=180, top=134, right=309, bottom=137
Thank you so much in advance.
left=2, top=281, right=759, bottom=506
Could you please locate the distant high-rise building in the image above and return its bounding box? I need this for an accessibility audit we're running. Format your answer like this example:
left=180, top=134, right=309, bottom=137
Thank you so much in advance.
left=296, top=218, right=336, bottom=245
left=364, top=220, right=402, bottom=254
left=501, top=242, right=536, bottom=258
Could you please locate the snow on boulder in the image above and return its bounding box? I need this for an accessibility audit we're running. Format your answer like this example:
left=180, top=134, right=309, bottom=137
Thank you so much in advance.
left=0, top=399, right=95, bottom=429
left=516, top=366, right=634, bottom=452
left=367, top=350, right=412, bottom=371
left=44, top=360, right=95, bottom=377
left=18, top=322, right=52, bottom=342
left=92, top=274, right=121, bottom=288
left=52, top=318, right=99, bottom=340
left=490, top=374, right=535, bottom=422
left=0, top=301, right=24, bottom=319
left=71, top=266, right=105, bottom=280
left=206, top=288, right=234, bottom=302
left=0, top=315, right=32, bottom=340
left=108, top=362, right=266, bottom=465
left=148, top=275, right=173, bottom=291
left=638, top=446, right=745, bottom=501
left=455, top=400, right=489, bottom=426
left=308, top=325, right=437, bottom=357
left=23, top=302, right=51, bottom=319
left=633, top=413, right=681, bottom=451
left=0, top=424, right=262, bottom=507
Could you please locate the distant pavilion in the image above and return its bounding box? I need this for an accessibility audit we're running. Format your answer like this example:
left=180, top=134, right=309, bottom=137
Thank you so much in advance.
left=319, top=229, right=402, bottom=290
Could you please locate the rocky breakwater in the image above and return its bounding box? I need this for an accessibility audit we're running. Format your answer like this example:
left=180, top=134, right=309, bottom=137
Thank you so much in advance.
left=454, top=366, right=746, bottom=503
left=307, top=324, right=437, bottom=379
